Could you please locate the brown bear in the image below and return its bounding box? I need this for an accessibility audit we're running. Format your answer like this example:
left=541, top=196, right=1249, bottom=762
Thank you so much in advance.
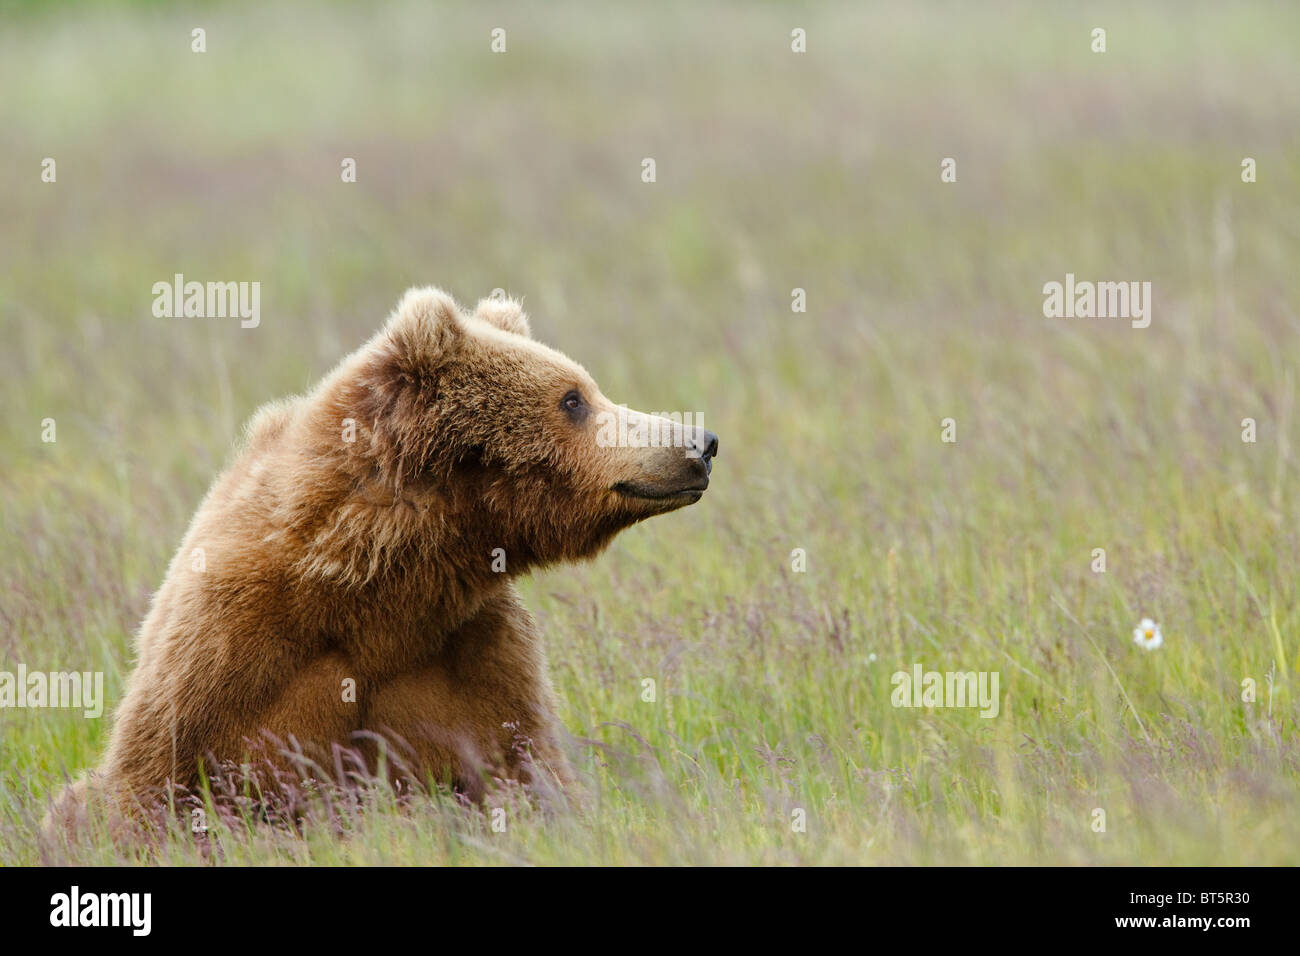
left=49, top=287, right=717, bottom=831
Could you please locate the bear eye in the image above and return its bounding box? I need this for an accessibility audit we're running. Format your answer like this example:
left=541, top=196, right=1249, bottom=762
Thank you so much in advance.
left=561, top=390, right=586, bottom=417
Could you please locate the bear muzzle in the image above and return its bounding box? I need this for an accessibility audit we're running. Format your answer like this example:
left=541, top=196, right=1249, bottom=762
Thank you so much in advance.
left=611, top=429, right=718, bottom=506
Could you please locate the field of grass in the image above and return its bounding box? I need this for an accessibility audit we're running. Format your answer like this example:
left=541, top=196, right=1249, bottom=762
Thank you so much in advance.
left=2, top=0, right=1299, bottom=865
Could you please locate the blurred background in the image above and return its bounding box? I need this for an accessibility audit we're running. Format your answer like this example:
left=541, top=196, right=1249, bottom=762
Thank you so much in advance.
left=2, top=1, right=1299, bottom=864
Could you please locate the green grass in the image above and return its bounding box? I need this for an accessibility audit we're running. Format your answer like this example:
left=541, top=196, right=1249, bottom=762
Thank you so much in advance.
left=2, top=0, right=1299, bottom=865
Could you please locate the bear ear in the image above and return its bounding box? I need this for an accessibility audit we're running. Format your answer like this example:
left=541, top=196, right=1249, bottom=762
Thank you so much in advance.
left=382, top=287, right=465, bottom=373
left=473, top=294, right=531, bottom=338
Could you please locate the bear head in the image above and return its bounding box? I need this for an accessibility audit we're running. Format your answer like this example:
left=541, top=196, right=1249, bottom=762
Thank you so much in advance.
left=343, top=287, right=718, bottom=571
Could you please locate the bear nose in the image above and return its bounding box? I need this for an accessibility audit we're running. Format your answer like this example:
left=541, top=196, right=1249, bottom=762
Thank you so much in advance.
left=688, top=430, right=719, bottom=475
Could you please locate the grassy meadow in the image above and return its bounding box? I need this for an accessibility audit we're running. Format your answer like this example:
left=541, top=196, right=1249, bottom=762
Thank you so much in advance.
left=2, top=1, right=1299, bottom=865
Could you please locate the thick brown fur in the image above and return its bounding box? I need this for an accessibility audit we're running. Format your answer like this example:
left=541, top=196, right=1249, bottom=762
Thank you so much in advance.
left=46, top=288, right=716, bottom=835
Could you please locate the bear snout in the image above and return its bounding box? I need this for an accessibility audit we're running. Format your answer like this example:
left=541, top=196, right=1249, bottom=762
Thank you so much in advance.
left=686, top=429, right=719, bottom=475
left=610, top=436, right=715, bottom=503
